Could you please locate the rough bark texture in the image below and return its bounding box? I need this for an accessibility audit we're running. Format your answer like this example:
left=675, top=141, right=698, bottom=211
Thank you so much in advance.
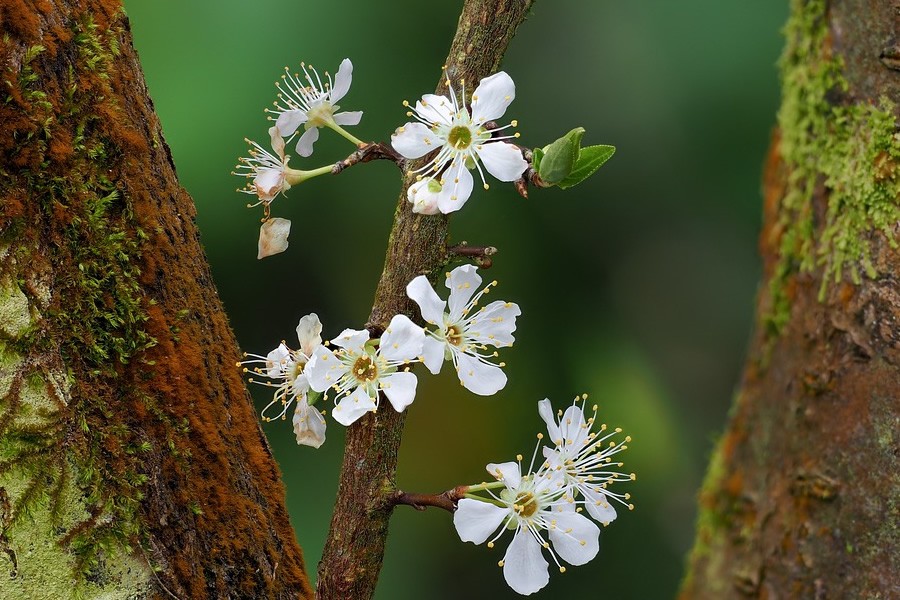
left=315, top=1, right=534, bottom=598
left=0, top=1, right=311, bottom=598
left=682, top=1, right=900, bottom=598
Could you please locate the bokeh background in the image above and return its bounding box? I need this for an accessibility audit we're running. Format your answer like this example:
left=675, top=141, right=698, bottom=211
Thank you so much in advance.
left=124, top=1, right=787, bottom=597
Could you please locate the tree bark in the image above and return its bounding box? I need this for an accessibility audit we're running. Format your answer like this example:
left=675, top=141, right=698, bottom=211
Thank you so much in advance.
left=0, top=1, right=311, bottom=598
left=315, top=1, right=534, bottom=598
left=682, top=0, right=900, bottom=598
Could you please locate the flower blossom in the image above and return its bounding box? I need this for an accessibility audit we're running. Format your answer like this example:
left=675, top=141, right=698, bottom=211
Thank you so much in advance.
left=305, top=315, right=425, bottom=426
left=234, top=126, right=300, bottom=206
left=269, top=58, right=363, bottom=157
left=239, top=314, right=327, bottom=448
left=454, top=457, right=600, bottom=596
left=539, top=396, right=635, bottom=524
left=391, top=69, right=527, bottom=214
left=406, top=264, right=519, bottom=395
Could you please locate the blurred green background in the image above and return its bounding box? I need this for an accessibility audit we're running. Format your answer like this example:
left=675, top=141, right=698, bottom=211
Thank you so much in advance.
left=124, top=1, right=787, bottom=597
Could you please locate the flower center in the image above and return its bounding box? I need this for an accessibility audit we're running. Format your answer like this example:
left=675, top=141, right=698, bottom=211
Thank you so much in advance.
left=447, top=125, right=472, bottom=150
left=352, top=355, right=378, bottom=383
left=306, top=101, right=335, bottom=128
left=513, top=492, right=538, bottom=518
left=446, top=324, right=464, bottom=347
left=288, top=361, right=304, bottom=382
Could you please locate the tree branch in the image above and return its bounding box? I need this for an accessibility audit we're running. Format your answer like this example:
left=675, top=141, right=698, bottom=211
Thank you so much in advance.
left=389, top=486, right=469, bottom=513
left=331, top=142, right=404, bottom=174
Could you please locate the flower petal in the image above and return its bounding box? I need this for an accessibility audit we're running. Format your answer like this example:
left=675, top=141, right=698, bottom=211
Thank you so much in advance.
left=559, top=404, right=589, bottom=448
left=467, top=300, right=520, bottom=346
left=295, top=313, right=323, bottom=357
left=330, top=328, right=370, bottom=353
left=537, top=399, right=561, bottom=445
left=453, top=498, right=508, bottom=544
left=391, top=122, right=439, bottom=159
left=456, top=350, right=507, bottom=396
left=332, top=386, right=376, bottom=426
left=265, top=343, right=291, bottom=378
left=253, top=168, right=284, bottom=202
left=257, top=217, right=291, bottom=259
left=437, top=158, right=474, bottom=214
left=407, top=179, right=441, bottom=215
left=330, top=58, right=353, bottom=104
left=471, top=71, right=515, bottom=124
left=406, top=276, right=447, bottom=326
left=445, top=264, right=482, bottom=319
left=380, top=371, right=418, bottom=413
left=475, top=141, right=527, bottom=182
left=333, top=110, right=363, bottom=126
left=305, top=346, right=349, bottom=393
left=503, top=529, right=550, bottom=596
left=295, top=126, right=320, bottom=157
left=582, top=486, right=618, bottom=525
left=416, top=94, right=454, bottom=125
left=486, top=461, right=521, bottom=488
left=292, top=401, right=326, bottom=448
left=268, top=125, right=286, bottom=159
left=380, top=314, right=425, bottom=362
left=292, top=373, right=310, bottom=397
left=276, top=109, right=308, bottom=138
left=548, top=508, right=600, bottom=566
left=421, top=335, right=445, bottom=375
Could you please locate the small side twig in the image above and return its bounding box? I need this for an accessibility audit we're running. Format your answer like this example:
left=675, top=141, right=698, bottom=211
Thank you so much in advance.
left=389, top=485, right=469, bottom=513
left=514, top=148, right=549, bottom=199
left=448, top=242, right=497, bottom=268
left=332, top=142, right=404, bottom=174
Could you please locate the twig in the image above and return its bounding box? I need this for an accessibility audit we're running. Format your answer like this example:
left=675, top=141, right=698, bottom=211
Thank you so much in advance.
left=332, top=142, right=404, bottom=174
left=389, top=486, right=469, bottom=513
left=448, top=242, right=497, bottom=268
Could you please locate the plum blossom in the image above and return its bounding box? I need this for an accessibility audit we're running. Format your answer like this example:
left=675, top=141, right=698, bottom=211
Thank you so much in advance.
left=538, top=396, right=635, bottom=524
left=454, top=458, right=600, bottom=596
left=234, top=126, right=301, bottom=206
left=305, top=315, right=425, bottom=426
left=391, top=70, right=527, bottom=214
left=406, top=264, right=519, bottom=395
left=269, top=58, right=364, bottom=156
left=239, top=314, right=327, bottom=448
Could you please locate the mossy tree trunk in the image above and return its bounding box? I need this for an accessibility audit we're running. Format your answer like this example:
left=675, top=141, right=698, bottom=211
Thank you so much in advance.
left=0, top=1, right=311, bottom=598
left=682, top=1, right=900, bottom=598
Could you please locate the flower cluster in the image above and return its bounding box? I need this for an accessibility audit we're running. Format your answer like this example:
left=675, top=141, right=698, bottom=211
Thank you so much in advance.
left=454, top=396, right=634, bottom=595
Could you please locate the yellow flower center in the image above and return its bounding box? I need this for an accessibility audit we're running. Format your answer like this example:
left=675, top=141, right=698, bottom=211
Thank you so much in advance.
left=352, top=355, right=378, bottom=382
left=447, top=125, right=472, bottom=149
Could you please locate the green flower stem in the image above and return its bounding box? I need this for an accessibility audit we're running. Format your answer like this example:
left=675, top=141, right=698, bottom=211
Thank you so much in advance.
left=465, top=481, right=506, bottom=493
left=326, top=121, right=366, bottom=147
left=462, top=493, right=506, bottom=507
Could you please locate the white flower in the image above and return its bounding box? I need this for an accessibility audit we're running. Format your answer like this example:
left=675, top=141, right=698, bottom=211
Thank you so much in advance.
left=257, top=217, right=291, bottom=259
left=538, top=396, right=635, bottom=524
left=391, top=70, right=527, bottom=214
left=406, top=264, right=520, bottom=396
left=239, top=314, right=326, bottom=447
left=406, top=178, right=442, bottom=215
left=234, top=126, right=298, bottom=205
left=269, top=58, right=363, bottom=157
left=454, top=459, right=600, bottom=596
left=305, top=315, right=425, bottom=426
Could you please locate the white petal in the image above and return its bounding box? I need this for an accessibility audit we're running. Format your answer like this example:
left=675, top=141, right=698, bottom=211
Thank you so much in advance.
left=253, top=168, right=284, bottom=202
left=333, top=110, right=363, bottom=126
left=292, top=401, right=326, bottom=448
left=582, top=486, right=618, bottom=524
left=466, top=300, right=520, bottom=346
left=268, top=125, right=286, bottom=159
left=292, top=373, right=310, bottom=396
left=265, top=344, right=291, bottom=378
left=486, top=461, right=521, bottom=488
left=295, top=126, right=320, bottom=157
left=537, top=399, right=561, bottom=446
left=548, top=508, right=600, bottom=566
left=445, top=264, right=482, bottom=319
left=416, top=94, right=454, bottom=125
left=330, top=328, right=370, bottom=353
left=330, top=58, right=353, bottom=104
left=332, top=386, right=376, bottom=426
left=453, top=499, right=508, bottom=544
left=421, top=335, right=445, bottom=375
left=559, top=404, right=589, bottom=448
left=407, top=179, right=441, bottom=215
left=380, top=371, right=418, bottom=413
left=276, top=109, right=308, bottom=137
left=437, top=158, right=474, bottom=214
left=471, top=71, right=515, bottom=124
left=257, top=217, right=291, bottom=259
left=406, top=276, right=446, bottom=326
left=305, top=346, right=348, bottom=393
left=475, top=141, right=527, bottom=182
left=503, top=529, right=550, bottom=596
left=391, top=122, right=438, bottom=159
left=295, top=313, right=323, bottom=357
left=456, top=351, right=507, bottom=396
left=380, top=314, right=425, bottom=362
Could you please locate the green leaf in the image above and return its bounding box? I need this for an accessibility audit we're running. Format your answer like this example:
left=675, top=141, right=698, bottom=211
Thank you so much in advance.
left=532, top=146, right=544, bottom=174
left=558, top=145, right=615, bottom=189
left=537, top=127, right=584, bottom=184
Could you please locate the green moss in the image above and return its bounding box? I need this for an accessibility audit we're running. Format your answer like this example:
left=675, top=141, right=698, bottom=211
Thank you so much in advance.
left=765, top=0, right=900, bottom=334
left=0, top=275, right=31, bottom=339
